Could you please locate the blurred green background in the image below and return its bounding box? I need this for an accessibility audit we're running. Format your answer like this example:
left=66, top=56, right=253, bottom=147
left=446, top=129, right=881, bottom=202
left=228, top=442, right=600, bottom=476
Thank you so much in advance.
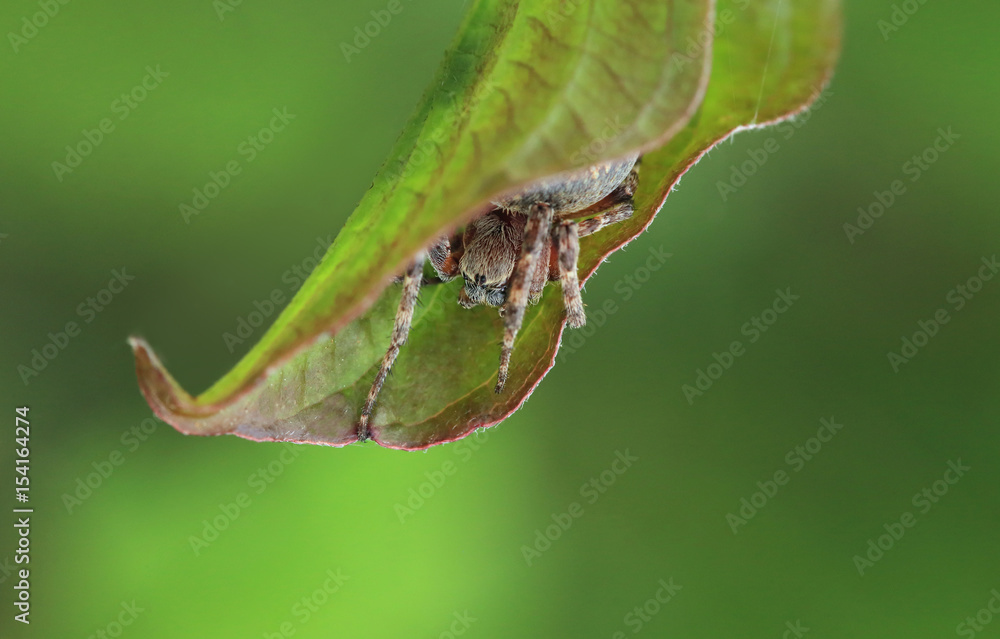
left=2, top=1, right=999, bottom=637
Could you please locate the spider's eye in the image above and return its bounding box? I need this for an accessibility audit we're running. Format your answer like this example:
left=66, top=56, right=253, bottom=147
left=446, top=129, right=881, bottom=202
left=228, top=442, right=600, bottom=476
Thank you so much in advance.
left=462, top=271, right=490, bottom=287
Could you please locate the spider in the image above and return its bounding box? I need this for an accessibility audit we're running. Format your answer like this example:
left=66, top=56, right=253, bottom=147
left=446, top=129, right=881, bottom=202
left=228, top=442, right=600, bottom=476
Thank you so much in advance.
left=357, top=153, right=640, bottom=440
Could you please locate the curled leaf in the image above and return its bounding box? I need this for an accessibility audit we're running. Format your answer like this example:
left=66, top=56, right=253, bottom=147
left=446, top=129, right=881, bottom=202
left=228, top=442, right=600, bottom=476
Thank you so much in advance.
left=132, top=0, right=841, bottom=449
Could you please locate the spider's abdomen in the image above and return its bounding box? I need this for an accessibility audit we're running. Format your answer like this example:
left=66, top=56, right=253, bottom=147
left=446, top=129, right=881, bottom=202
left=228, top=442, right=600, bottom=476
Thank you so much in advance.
left=492, top=153, right=639, bottom=215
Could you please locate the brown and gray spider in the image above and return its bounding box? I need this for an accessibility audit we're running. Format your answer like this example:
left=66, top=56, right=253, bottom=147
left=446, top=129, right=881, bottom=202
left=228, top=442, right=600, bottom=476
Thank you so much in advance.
left=357, top=153, right=640, bottom=440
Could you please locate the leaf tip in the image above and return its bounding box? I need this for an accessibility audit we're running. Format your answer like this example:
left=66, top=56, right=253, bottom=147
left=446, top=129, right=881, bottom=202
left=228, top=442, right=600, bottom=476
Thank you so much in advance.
left=129, top=336, right=230, bottom=436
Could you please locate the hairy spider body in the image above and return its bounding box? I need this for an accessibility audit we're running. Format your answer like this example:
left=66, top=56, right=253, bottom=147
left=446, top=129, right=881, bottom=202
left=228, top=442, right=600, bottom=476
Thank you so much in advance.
left=459, top=210, right=526, bottom=308
left=492, top=153, right=638, bottom=215
left=357, top=154, right=640, bottom=440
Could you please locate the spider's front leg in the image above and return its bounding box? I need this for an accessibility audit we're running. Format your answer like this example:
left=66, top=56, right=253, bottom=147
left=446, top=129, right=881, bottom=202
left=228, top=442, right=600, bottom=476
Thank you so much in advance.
left=496, top=202, right=554, bottom=393
left=358, top=235, right=459, bottom=440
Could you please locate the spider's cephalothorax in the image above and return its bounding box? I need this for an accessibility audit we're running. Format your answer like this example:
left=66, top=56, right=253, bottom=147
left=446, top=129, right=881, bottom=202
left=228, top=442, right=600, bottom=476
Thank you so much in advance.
left=357, top=154, right=640, bottom=440
left=458, top=209, right=525, bottom=309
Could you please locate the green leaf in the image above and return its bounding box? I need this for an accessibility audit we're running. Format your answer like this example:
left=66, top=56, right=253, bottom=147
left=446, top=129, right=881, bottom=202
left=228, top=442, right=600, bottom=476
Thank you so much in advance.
left=131, top=0, right=841, bottom=449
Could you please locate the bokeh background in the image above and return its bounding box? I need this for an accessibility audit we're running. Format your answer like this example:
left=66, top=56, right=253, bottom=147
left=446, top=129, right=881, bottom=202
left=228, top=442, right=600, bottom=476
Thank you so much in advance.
left=2, top=1, right=999, bottom=637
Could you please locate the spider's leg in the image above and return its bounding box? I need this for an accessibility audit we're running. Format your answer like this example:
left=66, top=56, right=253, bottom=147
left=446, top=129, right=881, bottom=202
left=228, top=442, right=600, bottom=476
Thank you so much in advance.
left=497, top=202, right=554, bottom=393
left=554, top=219, right=586, bottom=328
left=576, top=168, right=638, bottom=238
left=576, top=200, right=634, bottom=238
left=551, top=167, right=638, bottom=326
left=428, top=235, right=461, bottom=281
left=358, top=252, right=425, bottom=442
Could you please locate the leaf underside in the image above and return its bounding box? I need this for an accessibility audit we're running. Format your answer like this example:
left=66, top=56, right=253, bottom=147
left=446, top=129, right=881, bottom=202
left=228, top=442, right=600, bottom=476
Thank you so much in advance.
left=132, top=0, right=841, bottom=450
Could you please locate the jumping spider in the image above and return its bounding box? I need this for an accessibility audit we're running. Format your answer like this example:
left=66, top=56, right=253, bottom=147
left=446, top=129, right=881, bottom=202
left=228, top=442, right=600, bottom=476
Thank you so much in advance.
left=357, top=154, right=640, bottom=440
